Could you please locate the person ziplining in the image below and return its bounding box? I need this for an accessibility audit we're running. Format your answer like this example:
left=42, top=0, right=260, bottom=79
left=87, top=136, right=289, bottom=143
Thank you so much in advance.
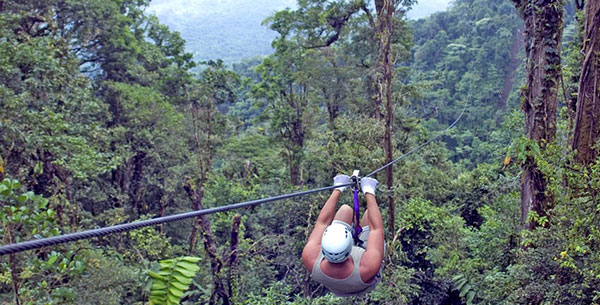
left=302, top=174, right=384, bottom=296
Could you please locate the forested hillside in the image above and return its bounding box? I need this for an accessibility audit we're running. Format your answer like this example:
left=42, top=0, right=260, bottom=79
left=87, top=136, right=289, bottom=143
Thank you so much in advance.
left=148, top=0, right=296, bottom=64
left=409, top=0, right=524, bottom=167
left=147, top=0, right=450, bottom=64
left=1, top=0, right=599, bottom=305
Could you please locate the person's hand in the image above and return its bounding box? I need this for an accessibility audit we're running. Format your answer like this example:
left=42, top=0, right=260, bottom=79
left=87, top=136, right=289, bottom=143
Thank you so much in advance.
left=333, top=174, right=351, bottom=192
left=360, top=177, right=378, bottom=195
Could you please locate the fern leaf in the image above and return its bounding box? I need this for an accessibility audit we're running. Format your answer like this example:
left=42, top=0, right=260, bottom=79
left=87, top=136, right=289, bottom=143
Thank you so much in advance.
left=170, top=281, right=188, bottom=291
left=173, top=267, right=196, bottom=278
left=176, top=261, right=201, bottom=272
left=169, top=287, right=184, bottom=298
left=148, top=256, right=201, bottom=305
left=167, top=293, right=180, bottom=304
left=180, top=256, right=201, bottom=263
left=149, top=270, right=165, bottom=280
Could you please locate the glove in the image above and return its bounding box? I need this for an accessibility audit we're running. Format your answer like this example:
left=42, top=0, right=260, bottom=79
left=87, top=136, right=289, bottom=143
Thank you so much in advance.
left=360, top=177, right=378, bottom=195
left=333, top=174, right=351, bottom=192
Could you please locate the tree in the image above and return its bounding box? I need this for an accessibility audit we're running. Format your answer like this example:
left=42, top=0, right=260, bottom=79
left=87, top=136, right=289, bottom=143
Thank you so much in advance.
left=304, top=48, right=358, bottom=176
left=0, top=178, right=85, bottom=305
left=185, top=60, right=239, bottom=254
left=265, top=0, right=415, bottom=234
left=354, top=0, right=414, bottom=235
left=253, top=39, right=314, bottom=186
left=101, top=82, right=187, bottom=219
left=571, top=0, right=600, bottom=166
left=182, top=61, right=243, bottom=305
left=511, top=0, right=563, bottom=230
left=378, top=0, right=401, bottom=235
left=0, top=5, right=116, bottom=226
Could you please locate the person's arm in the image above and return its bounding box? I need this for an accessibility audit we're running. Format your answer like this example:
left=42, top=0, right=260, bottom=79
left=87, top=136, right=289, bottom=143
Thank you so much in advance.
left=359, top=178, right=384, bottom=283
left=301, top=190, right=340, bottom=271
left=302, top=175, right=350, bottom=271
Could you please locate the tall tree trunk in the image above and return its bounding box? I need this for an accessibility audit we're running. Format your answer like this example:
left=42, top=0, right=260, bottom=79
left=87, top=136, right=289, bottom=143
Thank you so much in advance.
left=7, top=224, right=20, bottom=305
left=324, top=54, right=343, bottom=133
left=9, top=253, right=20, bottom=305
left=227, top=215, right=241, bottom=303
left=130, top=151, right=146, bottom=217
left=292, top=114, right=304, bottom=186
left=377, top=0, right=396, bottom=235
left=571, top=1, right=600, bottom=166
left=283, top=88, right=305, bottom=186
left=325, top=90, right=339, bottom=177
left=566, top=11, right=583, bottom=141
left=189, top=97, right=214, bottom=253
left=184, top=181, right=232, bottom=305
left=290, top=161, right=300, bottom=186
left=512, top=0, right=563, bottom=230
left=324, top=89, right=339, bottom=131
left=187, top=182, right=205, bottom=255
left=372, top=0, right=387, bottom=120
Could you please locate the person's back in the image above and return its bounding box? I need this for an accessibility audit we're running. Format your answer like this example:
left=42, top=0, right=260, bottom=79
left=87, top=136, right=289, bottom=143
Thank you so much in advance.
left=310, top=234, right=382, bottom=296
left=302, top=175, right=384, bottom=296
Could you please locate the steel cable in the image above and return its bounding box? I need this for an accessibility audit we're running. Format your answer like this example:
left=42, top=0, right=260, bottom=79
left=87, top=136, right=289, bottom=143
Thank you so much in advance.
left=0, top=183, right=352, bottom=255
left=365, top=106, right=466, bottom=178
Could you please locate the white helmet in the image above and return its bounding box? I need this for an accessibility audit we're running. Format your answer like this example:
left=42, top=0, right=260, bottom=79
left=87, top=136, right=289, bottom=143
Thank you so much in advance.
left=321, top=223, right=353, bottom=263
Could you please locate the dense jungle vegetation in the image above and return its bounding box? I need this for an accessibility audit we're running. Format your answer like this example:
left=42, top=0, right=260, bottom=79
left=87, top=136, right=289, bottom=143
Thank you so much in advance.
left=0, top=0, right=599, bottom=304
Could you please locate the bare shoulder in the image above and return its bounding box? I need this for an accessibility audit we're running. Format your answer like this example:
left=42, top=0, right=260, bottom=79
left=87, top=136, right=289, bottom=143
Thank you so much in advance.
left=302, top=241, right=321, bottom=272
left=359, top=249, right=383, bottom=283
left=359, top=228, right=385, bottom=283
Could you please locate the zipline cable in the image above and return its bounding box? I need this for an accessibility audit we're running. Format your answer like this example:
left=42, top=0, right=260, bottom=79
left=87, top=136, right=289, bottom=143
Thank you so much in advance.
left=365, top=105, right=466, bottom=178
left=0, top=104, right=466, bottom=256
left=0, top=183, right=352, bottom=255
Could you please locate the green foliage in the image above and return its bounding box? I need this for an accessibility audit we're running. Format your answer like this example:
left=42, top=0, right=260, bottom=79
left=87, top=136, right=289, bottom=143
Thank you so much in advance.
left=305, top=115, right=385, bottom=184
left=68, top=248, right=145, bottom=305
left=244, top=281, right=355, bottom=305
left=368, top=263, right=418, bottom=304
left=453, top=274, right=476, bottom=305
left=127, top=218, right=178, bottom=262
left=0, top=178, right=87, bottom=304
left=0, top=178, right=59, bottom=241
left=0, top=11, right=117, bottom=183
left=409, top=0, right=523, bottom=167
left=244, top=281, right=294, bottom=305
left=1, top=0, right=597, bottom=304
left=148, top=256, right=201, bottom=305
left=252, top=42, right=316, bottom=185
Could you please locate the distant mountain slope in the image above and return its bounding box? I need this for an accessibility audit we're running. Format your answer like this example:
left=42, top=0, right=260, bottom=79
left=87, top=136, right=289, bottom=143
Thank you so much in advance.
left=408, top=0, right=524, bottom=165
left=149, top=0, right=450, bottom=64
left=148, top=0, right=296, bottom=64
left=407, top=0, right=451, bottom=19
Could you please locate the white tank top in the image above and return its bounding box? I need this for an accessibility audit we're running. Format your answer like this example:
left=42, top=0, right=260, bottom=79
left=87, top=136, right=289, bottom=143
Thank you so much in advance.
left=310, top=246, right=381, bottom=296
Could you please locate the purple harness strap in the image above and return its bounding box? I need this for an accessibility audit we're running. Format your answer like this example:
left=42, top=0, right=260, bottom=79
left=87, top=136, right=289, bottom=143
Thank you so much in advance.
left=353, top=188, right=362, bottom=239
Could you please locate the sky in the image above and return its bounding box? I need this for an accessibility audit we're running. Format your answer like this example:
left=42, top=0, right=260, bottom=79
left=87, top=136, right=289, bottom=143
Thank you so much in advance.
left=407, top=0, right=452, bottom=19
left=148, top=0, right=452, bottom=21
left=148, top=0, right=297, bottom=18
